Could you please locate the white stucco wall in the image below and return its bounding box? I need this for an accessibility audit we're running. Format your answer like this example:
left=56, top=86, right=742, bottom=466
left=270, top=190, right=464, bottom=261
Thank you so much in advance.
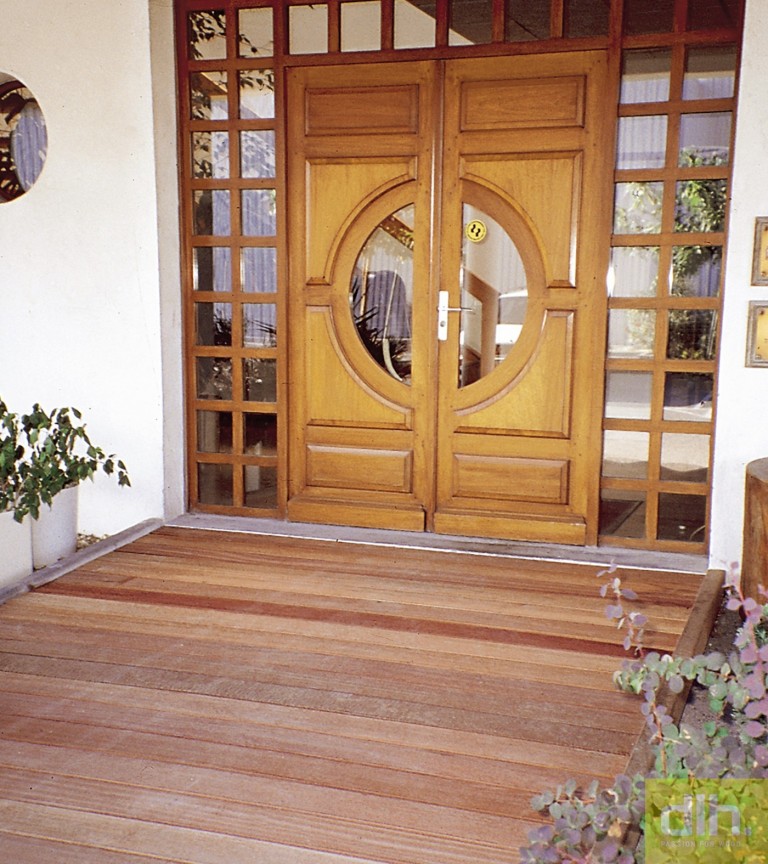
left=0, top=0, right=183, bottom=536
left=710, top=0, right=768, bottom=571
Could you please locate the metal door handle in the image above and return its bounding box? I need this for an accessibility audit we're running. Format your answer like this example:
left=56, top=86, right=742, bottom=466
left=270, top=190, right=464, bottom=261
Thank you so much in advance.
left=437, top=290, right=474, bottom=341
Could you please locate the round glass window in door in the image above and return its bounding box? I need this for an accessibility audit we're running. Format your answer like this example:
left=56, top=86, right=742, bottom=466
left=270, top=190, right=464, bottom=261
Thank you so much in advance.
left=0, top=75, right=48, bottom=202
left=459, top=203, right=528, bottom=388
left=350, top=204, right=413, bottom=384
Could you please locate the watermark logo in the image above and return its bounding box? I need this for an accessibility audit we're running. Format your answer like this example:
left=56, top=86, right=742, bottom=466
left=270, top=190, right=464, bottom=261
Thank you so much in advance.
left=646, top=779, right=768, bottom=862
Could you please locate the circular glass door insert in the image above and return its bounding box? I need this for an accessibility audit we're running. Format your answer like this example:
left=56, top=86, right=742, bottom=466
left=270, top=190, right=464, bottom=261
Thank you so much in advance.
left=350, top=204, right=414, bottom=383
left=0, top=75, right=48, bottom=202
left=459, top=203, right=528, bottom=388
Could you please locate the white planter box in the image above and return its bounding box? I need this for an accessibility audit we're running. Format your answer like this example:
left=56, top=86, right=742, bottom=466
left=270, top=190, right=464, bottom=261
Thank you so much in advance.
left=31, top=483, right=78, bottom=570
left=0, top=510, right=33, bottom=588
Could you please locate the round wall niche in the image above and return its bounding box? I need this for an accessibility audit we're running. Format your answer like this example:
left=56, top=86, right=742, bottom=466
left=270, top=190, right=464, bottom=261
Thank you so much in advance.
left=0, top=74, right=48, bottom=202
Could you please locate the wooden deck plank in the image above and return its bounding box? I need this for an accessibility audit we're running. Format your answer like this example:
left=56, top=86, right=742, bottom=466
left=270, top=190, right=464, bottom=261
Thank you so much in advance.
left=0, top=528, right=709, bottom=863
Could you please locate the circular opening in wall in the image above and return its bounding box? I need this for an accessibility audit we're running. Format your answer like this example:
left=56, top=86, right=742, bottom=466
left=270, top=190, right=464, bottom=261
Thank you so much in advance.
left=0, top=74, right=48, bottom=202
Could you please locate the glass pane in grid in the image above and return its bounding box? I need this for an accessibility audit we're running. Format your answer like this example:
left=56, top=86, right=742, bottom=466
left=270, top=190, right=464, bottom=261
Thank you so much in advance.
left=290, top=5, right=329, bottom=54
left=239, top=70, right=275, bottom=120
left=506, top=0, right=550, bottom=41
left=195, top=302, right=232, bottom=346
left=616, top=116, right=668, bottom=170
left=565, top=0, right=609, bottom=37
left=342, top=1, right=382, bottom=51
left=679, top=112, right=732, bottom=167
left=198, top=463, right=233, bottom=506
left=191, top=131, right=229, bottom=179
left=608, top=309, right=655, bottom=359
left=450, top=0, right=491, bottom=45
left=671, top=246, right=721, bottom=297
left=623, top=0, right=674, bottom=35
left=614, top=182, right=663, bottom=234
left=663, top=372, right=713, bottom=422
left=683, top=46, right=737, bottom=100
left=193, top=190, right=230, bottom=236
left=600, top=491, right=646, bottom=538
left=190, top=71, right=228, bottom=121
left=197, top=411, right=233, bottom=453
left=242, top=248, right=277, bottom=294
left=620, top=50, right=671, bottom=104
left=245, top=465, right=277, bottom=507
left=687, top=0, right=740, bottom=30
left=242, top=190, right=276, bottom=236
left=666, top=309, right=717, bottom=360
left=394, top=0, right=435, bottom=48
left=657, top=493, right=707, bottom=542
left=660, top=433, right=710, bottom=482
left=244, top=414, right=277, bottom=456
left=243, top=304, right=277, bottom=348
left=674, top=179, right=727, bottom=233
left=241, top=131, right=275, bottom=179
left=188, top=11, right=227, bottom=61
left=602, top=430, right=649, bottom=480
left=608, top=247, right=659, bottom=298
left=193, top=247, right=231, bottom=293
left=239, top=7, right=274, bottom=57
left=604, top=371, right=653, bottom=420
left=196, top=357, right=232, bottom=401
left=244, top=358, right=276, bottom=402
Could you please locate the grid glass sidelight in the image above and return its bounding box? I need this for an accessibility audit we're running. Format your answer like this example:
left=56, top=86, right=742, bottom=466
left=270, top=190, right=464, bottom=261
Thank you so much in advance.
left=183, top=5, right=280, bottom=513
left=600, top=36, right=738, bottom=552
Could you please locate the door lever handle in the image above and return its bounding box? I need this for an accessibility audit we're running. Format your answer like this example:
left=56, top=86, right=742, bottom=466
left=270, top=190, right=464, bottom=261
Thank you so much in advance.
left=437, top=290, right=474, bottom=341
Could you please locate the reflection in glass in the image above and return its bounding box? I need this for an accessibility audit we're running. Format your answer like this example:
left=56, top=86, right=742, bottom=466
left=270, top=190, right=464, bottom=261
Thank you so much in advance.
left=674, top=179, right=727, bottom=233
left=679, top=112, right=731, bottom=167
left=616, top=116, right=668, bottom=170
left=671, top=246, right=721, bottom=297
left=687, top=0, right=739, bottom=30
left=394, top=0, right=435, bottom=48
left=614, top=182, right=663, bottom=234
left=602, top=430, right=649, bottom=479
left=243, top=304, right=277, bottom=347
left=608, top=247, right=659, bottom=297
left=623, top=0, right=674, bottom=35
left=289, top=5, right=329, bottom=54
left=608, top=309, right=655, bottom=359
left=188, top=11, right=227, bottom=60
left=190, top=71, right=227, bottom=121
left=341, top=1, right=382, bottom=51
left=197, top=411, right=233, bottom=453
left=666, top=309, right=717, bottom=360
left=0, top=78, right=48, bottom=202
left=459, top=204, right=528, bottom=388
left=245, top=466, right=277, bottom=507
left=663, top=372, right=713, bottom=421
left=242, top=189, right=276, bottom=236
left=241, top=247, right=277, bottom=293
left=192, top=131, right=229, bottom=179
left=244, top=414, right=277, bottom=456
left=604, top=372, right=653, bottom=420
left=239, top=70, right=275, bottom=119
left=505, top=0, right=550, bottom=40
left=198, top=463, right=233, bottom=506
left=193, top=190, right=231, bottom=236
left=240, top=131, right=275, bottom=179
left=620, top=50, right=671, bottom=104
left=196, top=357, right=233, bottom=401
left=350, top=205, right=414, bottom=383
left=657, top=493, right=707, bottom=542
left=660, top=433, right=710, bottom=482
left=194, top=248, right=231, bottom=293
left=683, top=46, right=737, bottom=100
left=450, top=0, right=491, bottom=45
left=566, top=0, right=610, bottom=37
left=195, top=302, right=232, bottom=346
left=600, top=491, right=646, bottom=538
left=244, top=358, right=276, bottom=402
left=239, top=7, right=274, bottom=57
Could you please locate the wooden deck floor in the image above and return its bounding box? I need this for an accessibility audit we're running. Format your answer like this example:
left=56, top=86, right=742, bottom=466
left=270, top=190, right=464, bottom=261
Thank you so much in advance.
left=0, top=527, right=714, bottom=863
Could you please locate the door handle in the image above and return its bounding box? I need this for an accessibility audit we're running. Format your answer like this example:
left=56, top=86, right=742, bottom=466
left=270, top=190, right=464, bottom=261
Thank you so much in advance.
left=437, top=290, right=474, bottom=341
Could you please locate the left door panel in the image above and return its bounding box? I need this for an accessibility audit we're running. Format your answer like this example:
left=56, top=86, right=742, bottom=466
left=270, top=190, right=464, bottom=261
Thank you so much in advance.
left=286, top=62, right=437, bottom=530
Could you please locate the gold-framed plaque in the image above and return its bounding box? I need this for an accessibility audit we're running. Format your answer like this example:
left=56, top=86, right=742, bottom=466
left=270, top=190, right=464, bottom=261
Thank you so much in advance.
left=746, top=301, right=768, bottom=367
left=752, top=218, right=768, bottom=285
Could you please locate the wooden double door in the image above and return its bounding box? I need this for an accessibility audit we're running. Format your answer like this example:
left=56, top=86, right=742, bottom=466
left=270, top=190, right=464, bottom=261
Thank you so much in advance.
left=286, top=52, right=612, bottom=544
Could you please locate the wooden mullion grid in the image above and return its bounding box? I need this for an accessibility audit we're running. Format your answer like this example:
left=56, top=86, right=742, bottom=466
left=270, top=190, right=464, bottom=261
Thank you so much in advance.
left=381, top=0, right=394, bottom=50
